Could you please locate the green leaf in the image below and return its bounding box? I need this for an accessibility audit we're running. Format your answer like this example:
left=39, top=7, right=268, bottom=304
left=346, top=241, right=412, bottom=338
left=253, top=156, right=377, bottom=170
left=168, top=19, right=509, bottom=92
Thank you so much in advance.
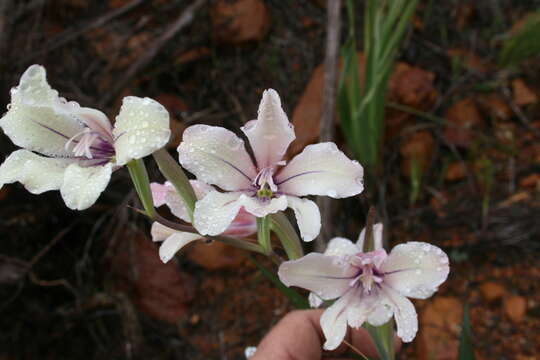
left=152, top=148, right=197, bottom=221
left=458, top=304, right=476, bottom=360
left=127, top=158, right=156, bottom=218
left=499, top=10, right=540, bottom=67
left=248, top=256, right=309, bottom=309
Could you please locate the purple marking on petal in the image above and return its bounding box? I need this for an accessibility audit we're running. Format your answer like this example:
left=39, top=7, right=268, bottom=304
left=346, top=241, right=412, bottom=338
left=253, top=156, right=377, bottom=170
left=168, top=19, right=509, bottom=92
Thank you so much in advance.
left=36, top=121, right=71, bottom=140
left=275, top=170, right=324, bottom=186
left=213, top=156, right=254, bottom=182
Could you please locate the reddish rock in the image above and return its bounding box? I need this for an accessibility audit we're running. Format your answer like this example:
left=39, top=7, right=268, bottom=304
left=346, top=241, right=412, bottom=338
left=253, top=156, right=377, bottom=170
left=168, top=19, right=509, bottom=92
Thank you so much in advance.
left=504, top=296, right=527, bottom=323
left=447, top=48, right=490, bottom=73
left=445, top=162, right=467, bottom=182
left=512, top=79, right=538, bottom=106
left=443, top=97, right=484, bottom=147
left=479, top=282, right=506, bottom=302
left=399, top=130, right=434, bottom=177
left=477, top=93, right=512, bottom=121
left=417, top=297, right=463, bottom=360
left=290, top=52, right=436, bottom=155
left=187, top=241, right=246, bottom=271
left=210, top=0, right=271, bottom=44
left=520, top=173, right=540, bottom=188
left=112, top=233, right=195, bottom=324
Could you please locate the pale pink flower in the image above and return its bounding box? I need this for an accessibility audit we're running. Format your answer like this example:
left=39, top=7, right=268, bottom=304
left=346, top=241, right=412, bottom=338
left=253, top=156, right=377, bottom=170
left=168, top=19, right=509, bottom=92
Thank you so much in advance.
left=278, top=224, right=450, bottom=350
left=178, top=89, right=364, bottom=241
left=150, top=180, right=256, bottom=263
left=0, top=65, right=170, bottom=210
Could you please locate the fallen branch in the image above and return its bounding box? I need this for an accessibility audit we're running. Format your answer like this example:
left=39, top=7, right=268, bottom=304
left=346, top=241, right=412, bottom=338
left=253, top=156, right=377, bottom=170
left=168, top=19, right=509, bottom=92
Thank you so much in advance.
left=99, top=0, right=207, bottom=107
left=315, top=0, right=342, bottom=252
left=24, top=0, right=145, bottom=61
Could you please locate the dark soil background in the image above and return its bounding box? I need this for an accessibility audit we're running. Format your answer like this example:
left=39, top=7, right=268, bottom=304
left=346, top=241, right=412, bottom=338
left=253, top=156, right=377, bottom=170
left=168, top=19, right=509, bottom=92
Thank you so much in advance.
left=1, top=0, right=540, bottom=359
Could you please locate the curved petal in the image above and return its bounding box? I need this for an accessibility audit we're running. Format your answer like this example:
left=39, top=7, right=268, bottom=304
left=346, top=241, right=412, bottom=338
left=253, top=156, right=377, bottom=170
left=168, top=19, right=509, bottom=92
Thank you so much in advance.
left=308, top=292, right=324, bottom=308
left=380, top=285, right=418, bottom=342
left=150, top=182, right=172, bottom=207
left=224, top=208, right=257, bottom=237
left=178, top=125, right=257, bottom=191
left=367, top=303, right=394, bottom=326
left=0, top=149, right=70, bottom=194
left=241, top=89, right=295, bottom=169
left=60, top=163, right=112, bottom=210
left=193, top=190, right=243, bottom=236
left=286, top=196, right=321, bottom=242
left=77, top=107, right=113, bottom=143
left=151, top=223, right=202, bottom=263
left=356, top=223, right=384, bottom=251
left=0, top=65, right=88, bottom=156
left=380, top=242, right=449, bottom=299
left=238, top=193, right=288, bottom=218
left=346, top=289, right=380, bottom=329
left=153, top=180, right=214, bottom=223
left=320, top=290, right=354, bottom=351
left=113, top=96, right=171, bottom=165
left=325, top=237, right=359, bottom=257
left=151, top=221, right=177, bottom=242
left=278, top=253, right=357, bottom=301
left=275, top=142, right=364, bottom=198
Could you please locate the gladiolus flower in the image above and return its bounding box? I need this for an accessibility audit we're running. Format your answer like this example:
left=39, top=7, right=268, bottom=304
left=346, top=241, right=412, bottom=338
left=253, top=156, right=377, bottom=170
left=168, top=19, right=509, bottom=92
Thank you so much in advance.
left=178, top=89, right=364, bottom=241
left=150, top=180, right=256, bottom=263
left=278, top=224, right=449, bottom=350
left=0, top=65, right=170, bottom=210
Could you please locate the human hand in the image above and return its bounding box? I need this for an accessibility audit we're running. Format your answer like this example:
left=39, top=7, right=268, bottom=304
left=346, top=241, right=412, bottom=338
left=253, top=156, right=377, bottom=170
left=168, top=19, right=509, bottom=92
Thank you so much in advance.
left=250, top=309, right=401, bottom=360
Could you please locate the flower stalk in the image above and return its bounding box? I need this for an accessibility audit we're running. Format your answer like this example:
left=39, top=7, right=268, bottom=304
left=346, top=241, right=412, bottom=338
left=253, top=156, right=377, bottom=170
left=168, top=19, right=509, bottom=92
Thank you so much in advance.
left=153, top=148, right=197, bottom=222
left=127, top=158, right=157, bottom=218
left=257, top=216, right=272, bottom=255
left=270, top=213, right=304, bottom=260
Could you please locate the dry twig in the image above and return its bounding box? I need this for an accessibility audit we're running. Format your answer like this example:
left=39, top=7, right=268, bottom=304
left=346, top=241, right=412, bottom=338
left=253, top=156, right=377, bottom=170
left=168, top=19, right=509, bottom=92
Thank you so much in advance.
left=25, top=0, right=145, bottom=61
left=99, top=0, right=207, bottom=107
left=315, top=0, right=342, bottom=252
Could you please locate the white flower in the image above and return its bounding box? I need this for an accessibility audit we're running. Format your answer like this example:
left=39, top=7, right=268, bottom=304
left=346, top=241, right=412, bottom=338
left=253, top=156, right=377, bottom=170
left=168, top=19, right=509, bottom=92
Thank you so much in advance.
left=278, top=224, right=450, bottom=350
left=150, top=180, right=257, bottom=263
left=0, top=65, right=170, bottom=210
left=178, top=89, right=364, bottom=241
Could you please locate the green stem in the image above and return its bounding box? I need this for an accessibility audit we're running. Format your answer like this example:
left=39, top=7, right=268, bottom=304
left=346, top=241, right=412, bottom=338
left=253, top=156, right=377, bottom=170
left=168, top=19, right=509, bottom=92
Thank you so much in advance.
left=257, top=216, right=272, bottom=255
left=152, top=148, right=197, bottom=222
left=127, top=159, right=156, bottom=218
left=269, top=213, right=304, bottom=260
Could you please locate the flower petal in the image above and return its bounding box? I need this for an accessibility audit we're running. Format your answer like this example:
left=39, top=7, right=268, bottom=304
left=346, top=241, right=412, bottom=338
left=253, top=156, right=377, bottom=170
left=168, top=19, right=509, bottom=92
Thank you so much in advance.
left=150, top=182, right=172, bottom=207
left=193, top=190, right=243, bottom=236
left=241, top=89, right=295, bottom=169
left=308, top=292, right=324, bottom=308
left=356, top=223, right=384, bottom=251
left=113, top=96, right=171, bottom=166
left=275, top=142, right=364, bottom=198
left=0, top=65, right=89, bottom=156
left=60, top=163, right=112, bottom=210
left=325, top=237, right=359, bottom=257
left=286, top=196, right=321, bottom=242
left=178, top=125, right=257, bottom=191
left=380, top=285, right=418, bottom=342
left=224, top=208, right=257, bottom=237
left=380, top=242, right=450, bottom=299
left=151, top=222, right=177, bottom=242
left=0, top=149, right=70, bottom=194
left=278, top=253, right=357, bottom=301
left=367, top=303, right=394, bottom=326
left=238, top=193, right=288, bottom=218
left=346, top=289, right=380, bottom=329
left=151, top=223, right=202, bottom=263
left=320, top=290, right=354, bottom=350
